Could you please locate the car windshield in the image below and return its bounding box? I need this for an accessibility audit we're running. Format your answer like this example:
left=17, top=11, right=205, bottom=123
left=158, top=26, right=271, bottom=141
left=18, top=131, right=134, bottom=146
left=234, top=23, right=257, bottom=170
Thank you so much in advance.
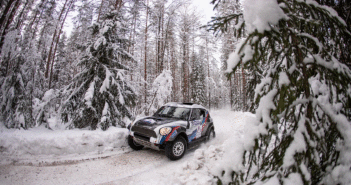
left=154, top=106, right=191, bottom=120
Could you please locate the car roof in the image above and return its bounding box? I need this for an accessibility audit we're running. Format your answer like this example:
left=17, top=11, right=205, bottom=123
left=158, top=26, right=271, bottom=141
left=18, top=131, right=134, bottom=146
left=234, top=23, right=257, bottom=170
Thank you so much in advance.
left=164, top=102, right=207, bottom=110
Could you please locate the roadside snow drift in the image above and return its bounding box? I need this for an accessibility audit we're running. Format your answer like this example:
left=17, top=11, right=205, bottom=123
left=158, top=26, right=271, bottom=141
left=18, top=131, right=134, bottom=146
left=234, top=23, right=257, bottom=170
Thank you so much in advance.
left=176, top=110, right=258, bottom=185
left=0, top=126, right=128, bottom=165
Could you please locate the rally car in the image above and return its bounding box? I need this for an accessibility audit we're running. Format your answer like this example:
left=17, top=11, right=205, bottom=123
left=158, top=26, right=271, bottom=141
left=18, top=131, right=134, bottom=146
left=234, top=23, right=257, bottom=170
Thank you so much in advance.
left=127, top=102, right=215, bottom=160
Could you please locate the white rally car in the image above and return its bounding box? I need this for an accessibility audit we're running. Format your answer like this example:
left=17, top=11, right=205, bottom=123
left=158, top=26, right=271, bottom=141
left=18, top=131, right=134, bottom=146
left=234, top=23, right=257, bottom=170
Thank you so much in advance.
left=127, top=102, right=215, bottom=160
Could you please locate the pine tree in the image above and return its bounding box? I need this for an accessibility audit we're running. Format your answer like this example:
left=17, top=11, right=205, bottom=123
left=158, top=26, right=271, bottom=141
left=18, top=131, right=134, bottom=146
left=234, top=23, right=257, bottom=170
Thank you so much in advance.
left=146, top=69, right=173, bottom=115
left=210, top=0, right=351, bottom=184
left=64, top=1, right=96, bottom=85
left=52, top=33, right=68, bottom=89
left=316, top=0, right=351, bottom=68
left=60, top=7, right=136, bottom=130
left=0, top=54, right=34, bottom=129
left=191, top=51, right=207, bottom=105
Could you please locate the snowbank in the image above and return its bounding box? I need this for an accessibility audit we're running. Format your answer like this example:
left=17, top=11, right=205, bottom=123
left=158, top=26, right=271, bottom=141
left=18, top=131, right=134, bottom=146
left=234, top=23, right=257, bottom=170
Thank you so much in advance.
left=176, top=110, right=258, bottom=185
left=0, top=126, right=129, bottom=164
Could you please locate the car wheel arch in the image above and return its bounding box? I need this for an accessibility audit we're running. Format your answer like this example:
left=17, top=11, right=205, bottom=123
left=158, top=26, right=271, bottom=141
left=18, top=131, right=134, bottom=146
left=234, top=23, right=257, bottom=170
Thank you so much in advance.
left=166, top=130, right=188, bottom=144
left=206, top=123, right=214, bottom=134
left=206, top=126, right=215, bottom=141
left=177, top=132, right=188, bottom=145
left=165, top=127, right=187, bottom=141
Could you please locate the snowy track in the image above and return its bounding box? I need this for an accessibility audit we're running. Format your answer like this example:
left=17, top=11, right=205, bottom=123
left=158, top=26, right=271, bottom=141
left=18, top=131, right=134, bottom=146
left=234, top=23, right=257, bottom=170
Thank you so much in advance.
left=0, top=110, right=254, bottom=185
left=0, top=143, right=195, bottom=185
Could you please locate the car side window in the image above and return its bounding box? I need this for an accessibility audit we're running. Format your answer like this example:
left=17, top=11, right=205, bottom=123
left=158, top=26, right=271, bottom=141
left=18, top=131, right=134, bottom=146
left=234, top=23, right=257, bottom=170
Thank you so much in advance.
left=200, top=109, right=206, bottom=121
left=190, top=109, right=201, bottom=120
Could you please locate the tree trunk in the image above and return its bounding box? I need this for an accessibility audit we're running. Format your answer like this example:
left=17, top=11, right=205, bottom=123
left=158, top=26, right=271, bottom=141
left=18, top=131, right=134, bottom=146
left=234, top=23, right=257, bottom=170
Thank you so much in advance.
left=15, top=0, right=31, bottom=30
left=160, top=1, right=164, bottom=74
left=44, top=0, right=69, bottom=79
left=171, top=42, right=176, bottom=101
left=242, top=68, right=246, bottom=110
left=49, top=0, right=74, bottom=89
left=182, top=61, right=188, bottom=102
left=144, top=0, right=149, bottom=104
left=0, top=0, right=16, bottom=32
left=97, top=0, right=105, bottom=22
left=30, top=0, right=49, bottom=40
left=206, top=37, right=211, bottom=109
left=230, top=75, right=233, bottom=109
left=182, top=41, right=187, bottom=102
left=0, top=0, right=21, bottom=55
left=115, top=0, right=123, bottom=11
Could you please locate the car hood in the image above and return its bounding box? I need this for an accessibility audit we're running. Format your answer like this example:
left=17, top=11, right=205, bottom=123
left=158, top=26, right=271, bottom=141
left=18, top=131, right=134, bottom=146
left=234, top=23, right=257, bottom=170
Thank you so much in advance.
left=134, top=117, right=187, bottom=130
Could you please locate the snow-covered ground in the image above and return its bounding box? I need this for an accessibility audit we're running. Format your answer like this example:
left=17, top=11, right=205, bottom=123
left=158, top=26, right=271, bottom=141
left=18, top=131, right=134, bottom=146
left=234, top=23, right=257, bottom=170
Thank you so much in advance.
left=0, top=110, right=255, bottom=185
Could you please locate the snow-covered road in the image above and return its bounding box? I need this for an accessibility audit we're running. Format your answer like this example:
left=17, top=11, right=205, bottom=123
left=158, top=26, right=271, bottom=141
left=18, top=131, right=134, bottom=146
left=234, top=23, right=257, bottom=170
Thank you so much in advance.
left=0, top=110, right=255, bottom=185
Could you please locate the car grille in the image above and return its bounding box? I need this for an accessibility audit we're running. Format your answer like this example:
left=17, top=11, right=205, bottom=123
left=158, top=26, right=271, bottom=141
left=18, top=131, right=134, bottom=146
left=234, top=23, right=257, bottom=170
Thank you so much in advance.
left=134, top=132, right=150, bottom=141
left=131, top=126, right=157, bottom=138
left=134, top=136, right=152, bottom=147
left=133, top=136, right=160, bottom=150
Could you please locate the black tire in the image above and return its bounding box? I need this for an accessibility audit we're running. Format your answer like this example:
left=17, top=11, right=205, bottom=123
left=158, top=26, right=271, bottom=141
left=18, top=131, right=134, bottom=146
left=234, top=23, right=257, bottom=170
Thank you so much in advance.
left=206, top=127, right=215, bottom=141
left=165, top=136, right=187, bottom=160
left=128, top=135, right=144, bottom=150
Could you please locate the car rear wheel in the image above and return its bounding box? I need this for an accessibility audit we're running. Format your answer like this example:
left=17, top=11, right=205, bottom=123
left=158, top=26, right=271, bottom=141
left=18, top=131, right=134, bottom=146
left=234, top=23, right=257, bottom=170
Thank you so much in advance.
left=206, top=128, right=215, bottom=141
left=165, top=136, right=187, bottom=160
left=128, top=135, right=144, bottom=150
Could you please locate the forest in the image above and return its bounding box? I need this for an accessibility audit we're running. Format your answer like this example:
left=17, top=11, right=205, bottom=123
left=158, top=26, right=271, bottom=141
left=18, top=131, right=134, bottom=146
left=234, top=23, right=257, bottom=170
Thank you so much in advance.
left=0, top=0, right=249, bottom=130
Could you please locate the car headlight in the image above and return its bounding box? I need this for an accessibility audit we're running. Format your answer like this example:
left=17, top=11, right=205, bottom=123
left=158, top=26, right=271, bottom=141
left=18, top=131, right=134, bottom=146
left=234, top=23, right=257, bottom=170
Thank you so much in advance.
left=159, top=127, right=172, bottom=136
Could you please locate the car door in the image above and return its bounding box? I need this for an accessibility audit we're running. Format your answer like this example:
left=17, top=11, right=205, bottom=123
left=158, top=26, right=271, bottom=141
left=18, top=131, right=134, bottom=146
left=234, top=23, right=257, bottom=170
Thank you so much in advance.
left=188, top=108, right=202, bottom=142
left=199, top=109, right=209, bottom=137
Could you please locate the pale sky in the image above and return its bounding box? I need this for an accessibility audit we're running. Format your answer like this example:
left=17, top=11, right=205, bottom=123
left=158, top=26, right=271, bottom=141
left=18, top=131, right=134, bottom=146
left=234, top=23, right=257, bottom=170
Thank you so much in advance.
left=192, top=0, right=216, bottom=24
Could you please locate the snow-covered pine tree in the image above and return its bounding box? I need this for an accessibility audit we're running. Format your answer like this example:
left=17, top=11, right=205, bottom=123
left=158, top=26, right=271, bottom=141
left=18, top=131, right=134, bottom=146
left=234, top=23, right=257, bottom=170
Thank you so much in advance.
left=146, top=69, right=172, bottom=115
left=60, top=7, right=136, bottom=130
left=210, top=0, right=351, bottom=184
left=0, top=54, right=34, bottom=129
left=316, top=0, right=351, bottom=68
left=63, top=1, right=96, bottom=86
left=51, top=33, right=68, bottom=89
left=191, top=51, right=207, bottom=106
left=0, top=27, right=34, bottom=129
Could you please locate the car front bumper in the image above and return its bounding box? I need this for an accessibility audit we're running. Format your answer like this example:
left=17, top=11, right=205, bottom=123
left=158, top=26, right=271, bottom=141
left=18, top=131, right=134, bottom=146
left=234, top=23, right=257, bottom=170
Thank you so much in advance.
left=131, top=132, right=161, bottom=150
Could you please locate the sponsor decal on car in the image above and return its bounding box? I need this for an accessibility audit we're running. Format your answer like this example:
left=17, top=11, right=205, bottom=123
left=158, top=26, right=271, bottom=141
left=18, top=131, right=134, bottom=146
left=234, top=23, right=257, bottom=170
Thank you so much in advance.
left=165, top=126, right=180, bottom=141
left=193, top=120, right=202, bottom=125
left=201, top=111, right=209, bottom=132
left=144, top=119, right=156, bottom=124
left=170, top=130, right=178, bottom=139
left=159, top=126, right=181, bottom=144
left=159, top=135, right=167, bottom=144
left=188, top=129, right=197, bottom=142
left=189, top=112, right=209, bottom=141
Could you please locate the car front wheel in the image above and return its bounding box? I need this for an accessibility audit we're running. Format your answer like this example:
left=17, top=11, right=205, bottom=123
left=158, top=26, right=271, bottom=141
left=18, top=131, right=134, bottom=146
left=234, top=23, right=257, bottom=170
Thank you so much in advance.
left=165, top=136, right=187, bottom=160
left=128, top=135, right=144, bottom=150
